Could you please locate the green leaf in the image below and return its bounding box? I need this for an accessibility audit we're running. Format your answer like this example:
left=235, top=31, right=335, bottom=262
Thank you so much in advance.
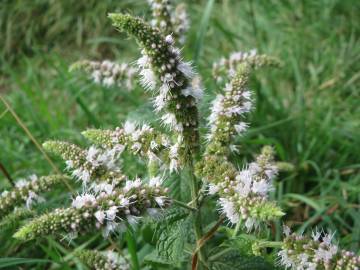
left=210, top=250, right=273, bottom=270
left=0, top=258, right=51, bottom=268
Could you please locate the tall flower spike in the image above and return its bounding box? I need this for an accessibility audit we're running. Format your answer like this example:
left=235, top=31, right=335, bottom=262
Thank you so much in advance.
left=109, top=13, right=200, bottom=156
left=0, top=174, right=66, bottom=217
left=14, top=178, right=170, bottom=241
left=75, top=249, right=129, bottom=270
left=195, top=146, right=283, bottom=231
left=70, top=60, right=137, bottom=90
left=212, top=50, right=281, bottom=83
left=43, top=141, right=126, bottom=186
left=279, top=226, right=360, bottom=270
left=207, top=63, right=252, bottom=155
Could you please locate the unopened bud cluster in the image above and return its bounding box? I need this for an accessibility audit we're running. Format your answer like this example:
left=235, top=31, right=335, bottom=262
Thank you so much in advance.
left=212, top=50, right=281, bottom=83
left=279, top=226, right=360, bottom=270
left=196, top=146, right=282, bottom=230
left=109, top=13, right=202, bottom=155
left=70, top=60, right=137, bottom=90
left=75, top=249, right=129, bottom=270
left=43, top=141, right=125, bottom=185
left=0, top=174, right=65, bottom=217
left=14, top=177, right=170, bottom=240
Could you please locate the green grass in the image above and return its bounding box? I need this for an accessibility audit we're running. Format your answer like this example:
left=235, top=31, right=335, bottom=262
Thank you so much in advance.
left=1, top=0, right=360, bottom=268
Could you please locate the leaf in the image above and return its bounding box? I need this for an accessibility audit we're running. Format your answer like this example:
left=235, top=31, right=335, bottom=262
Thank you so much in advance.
left=149, top=207, right=191, bottom=266
left=210, top=250, right=273, bottom=270
left=0, top=258, right=51, bottom=268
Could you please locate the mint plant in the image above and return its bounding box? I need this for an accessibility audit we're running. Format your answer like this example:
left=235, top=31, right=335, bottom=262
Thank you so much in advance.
left=2, top=1, right=359, bottom=269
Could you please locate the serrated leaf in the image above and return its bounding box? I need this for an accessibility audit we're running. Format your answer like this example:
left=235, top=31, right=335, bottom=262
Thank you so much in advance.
left=211, top=250, right=273, bottom=270
left=156, top=219, right=186, bottom=265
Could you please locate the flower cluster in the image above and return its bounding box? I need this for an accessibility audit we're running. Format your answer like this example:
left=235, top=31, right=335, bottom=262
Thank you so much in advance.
left=0, top=174, right=65, bottom=217
left=43, top=141, right=126, bottom=186
left=148, top=0, right=189, bottom=45
left=109, top=13, right=201, bottom=155
left=70, top=60, right=137, bottom=90
left=279, top=226, right=360, bottom=270
left=207, top=63, right=252, bottom=155
left=196, top=146, right=283, bottom=230
left=82, top=121, right=170, bottom=162
left=14, top=177, right=170, bottom=240
left=212, top=50, right=281, bottom=83
left=75, top=249, right=129, bottom=270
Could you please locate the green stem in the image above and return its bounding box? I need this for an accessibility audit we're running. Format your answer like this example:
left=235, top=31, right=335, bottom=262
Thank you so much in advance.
left=173, top=199, right=197, bottom=212
left=125, top=227, right=140, bottom=270
left=232, top=221, right=241, bottom=238
left=187, top=160, right=208, bottom=270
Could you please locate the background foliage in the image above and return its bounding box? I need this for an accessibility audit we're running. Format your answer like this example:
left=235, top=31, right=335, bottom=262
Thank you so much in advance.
left=0, top=0, right=359, bottom=268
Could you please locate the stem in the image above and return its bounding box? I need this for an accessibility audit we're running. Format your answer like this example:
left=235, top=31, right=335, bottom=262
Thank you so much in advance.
left=232, top=221, right=241, bottom=238
left=187, top=160, right=208, bottom=270
left=0, top=162, right=14, bottom=187
left=125, top=227, right=140, bottom=270
left=173, top=199, right=197, bottom=212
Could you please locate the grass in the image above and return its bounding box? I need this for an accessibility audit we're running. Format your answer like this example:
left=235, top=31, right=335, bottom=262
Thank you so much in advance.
left=0, top=0, right=359, bottom=267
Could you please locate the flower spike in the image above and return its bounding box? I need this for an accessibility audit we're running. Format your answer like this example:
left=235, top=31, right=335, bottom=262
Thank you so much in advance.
left=207, top=63, right=252, bottom=155
left=43, top=140, right=126, bottom=185
left=108, top=13, right=200, bottom=156
left=213, top=50, right=281, bottom=83
left=75, top=249, right=129, bottom=270
left=14, top=178, right=170, bottom=241
left=0, top=174, right=66, bottom=217
left=70, top=60, right=137, bottom=90
left=279, top=226, right=360, bottom=270
left=196, top=146, right=283, bottom=230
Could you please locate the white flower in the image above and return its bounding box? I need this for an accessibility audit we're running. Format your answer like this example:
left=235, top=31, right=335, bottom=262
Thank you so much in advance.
left=149, top=176, right=162, bottom=187
left=155, top=196, right=166, bottom=207
left=165, top=34, right=174, bottom=45
left=252, top=179, right=272, bottom=195
left=219, top=197, right=239, bottom=224
left=106, top=206, right=118, bottom=221
left=244, top=217, right=258, bottom=231
left=95, top=210, right=106, bottom=224
left=137, top=55, right=149, bottom=68
left=208, top=184, right=220, bottom=195
left=140, top=68, right=157, bottom=90
left=72, top=193, right=96, bottom=209
left=153, top=93, right=166, bottom=112
left=283, top=225, right=291, bottom=237
left=161, top=113, right=178, bottom=128
left=278, top=250, right=293, bottom=268
left=177, top=61, right=195, bottom=79
left=123, top=179, right=142, bottom=192
left=25, top=191, right=44, bottom=209
left=234, top=122, right=248, bottom=134
left=169, top=159, right=179, bottom=173
left=65, top=160, right=74, bottom=169
left=15, top=179, right=28, bottom=188
left=124, top=121, right=136, bottom=134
